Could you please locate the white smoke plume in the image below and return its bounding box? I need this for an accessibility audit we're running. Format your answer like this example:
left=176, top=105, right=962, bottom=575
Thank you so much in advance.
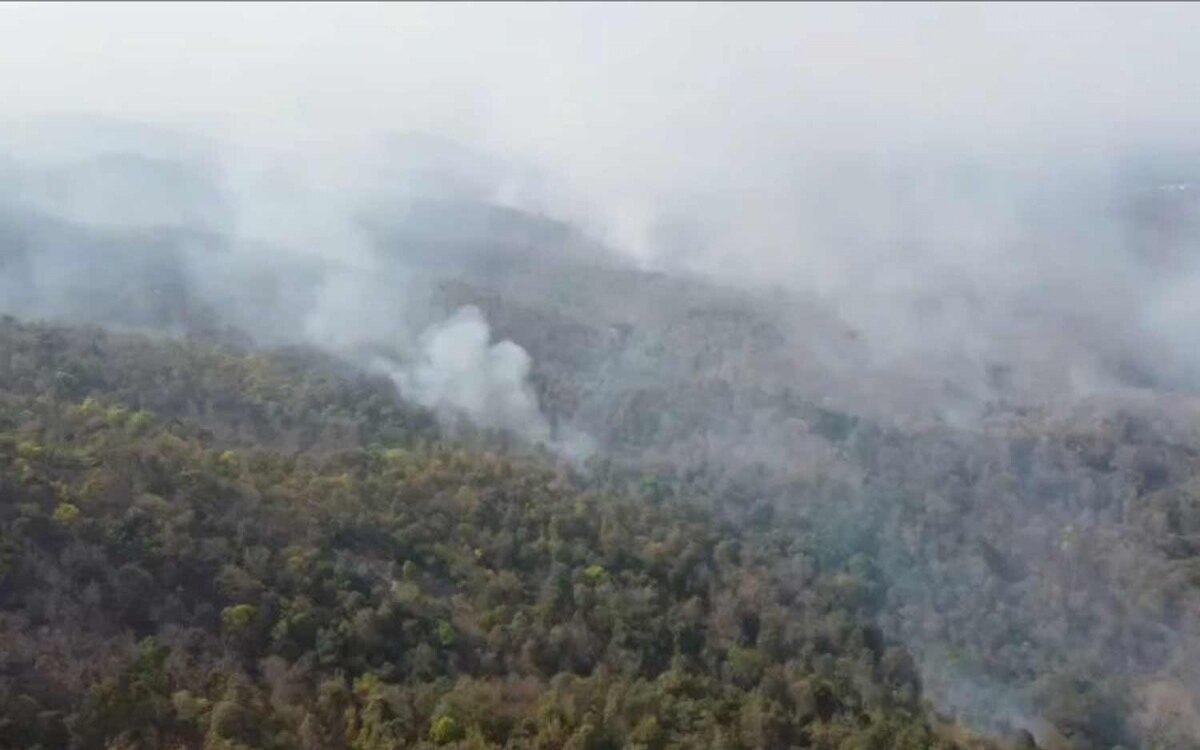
left=372, top=306, right=550, bottom=443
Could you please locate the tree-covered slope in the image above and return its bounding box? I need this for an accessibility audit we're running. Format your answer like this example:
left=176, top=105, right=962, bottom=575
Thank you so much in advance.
left=0, top=318, right=996, bottom=750
left=5, top=184, right=1200, bottom=749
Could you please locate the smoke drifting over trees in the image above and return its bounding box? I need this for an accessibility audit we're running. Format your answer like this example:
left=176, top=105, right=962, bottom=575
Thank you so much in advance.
left=3, top=3, right=1200, bottom=748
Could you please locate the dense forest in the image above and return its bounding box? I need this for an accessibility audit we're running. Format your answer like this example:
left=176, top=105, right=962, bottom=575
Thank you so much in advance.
left=0, top=317, right=1002, bottom=750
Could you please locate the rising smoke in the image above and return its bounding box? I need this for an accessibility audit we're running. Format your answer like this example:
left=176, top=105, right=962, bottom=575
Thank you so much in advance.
left=0, top=115, right=576, bottom=454
left=3, top=4, right=1200, bottom=745
left=370, top=306, right=549, bottom=443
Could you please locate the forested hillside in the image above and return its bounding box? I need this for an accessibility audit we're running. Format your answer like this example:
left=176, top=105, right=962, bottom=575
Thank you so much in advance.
left=5, top=119, right=1200, bottom=750
left=7, top=4, right=1200, bottom=748
left=435, top=269, right=1200, bottom=750
left=0, top=318, right=1000, bottom=750
left=5, top=182, right=1200, bottom=749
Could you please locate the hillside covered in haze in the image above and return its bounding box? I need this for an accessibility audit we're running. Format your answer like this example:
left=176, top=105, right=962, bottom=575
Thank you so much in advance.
left=3, top=122, right=1200, bottom=750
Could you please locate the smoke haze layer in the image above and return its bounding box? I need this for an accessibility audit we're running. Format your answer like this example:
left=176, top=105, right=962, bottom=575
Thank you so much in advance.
left=4, top=4, right=1200, bottom=747
left=3, top=3, right=1200, bottom=399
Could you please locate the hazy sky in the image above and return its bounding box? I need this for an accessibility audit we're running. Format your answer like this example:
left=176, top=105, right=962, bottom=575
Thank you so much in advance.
left=4, top=2, right=1197, bottom=164
left=2, top=3, right=1190, bottom=137
left=3, top=2, right=1199, bottom=340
